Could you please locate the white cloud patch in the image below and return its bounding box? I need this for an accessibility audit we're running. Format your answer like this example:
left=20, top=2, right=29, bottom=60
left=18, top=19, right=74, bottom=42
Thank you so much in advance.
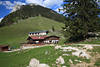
left=0, top=1, right=26, bottom=11
left=0, top=1, right=14, bottom=9
left=26, top=0, right=63, bottom=8
left=0, top=0, right=63, bottom=13
left=43, top=0, right=63, bottom=8
left=26, top=0, right=44, bottom=6
left=12, top=1, right=26, bottom=12
left=54, top=6, right=63, bottom=13
left=14, top=1, right=26, bottom=5
left=0, top=18, right=3, bottom=22
left=12, top=5, right=21, bottom=12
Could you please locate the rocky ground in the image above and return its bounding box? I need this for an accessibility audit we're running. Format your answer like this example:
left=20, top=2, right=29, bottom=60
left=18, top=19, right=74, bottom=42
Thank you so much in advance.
left=3, top=44, right=100, bottom=67
left=26, top=44, right=100, bottom=67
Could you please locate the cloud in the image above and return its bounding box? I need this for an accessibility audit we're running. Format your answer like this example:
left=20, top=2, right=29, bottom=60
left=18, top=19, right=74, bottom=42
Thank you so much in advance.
left=0, top=0, right=63, bottom=15
left=0, top=1, right=14, bottom=9
left=0, top=0, right=63, bottom=11
left=12, top=5, right=21, bottom=12
left=0, top=18, right=3, bottom=22
left=14, top=1, right=26, bottom=5
left=43, top=0, right=63, bottom=8
left=12, top=1, right=26, bottom=12
left=54, top=6, right=63, bottom=13
left=0, top=1, right=26, bottom=10
left=26, top=0, right=44, bottom=6
left=26, top=0, right=63, bottom=8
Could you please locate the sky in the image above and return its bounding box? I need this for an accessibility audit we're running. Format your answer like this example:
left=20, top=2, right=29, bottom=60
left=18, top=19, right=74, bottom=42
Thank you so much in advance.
left=0, top=0, right=100, bottom=22
left=0, top=0, right=63, bottom=22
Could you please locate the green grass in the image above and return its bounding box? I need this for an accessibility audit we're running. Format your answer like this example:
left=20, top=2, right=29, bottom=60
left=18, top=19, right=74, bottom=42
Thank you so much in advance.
left=0, top=46, right=90, bottom=67
left=87, top=46, right=100, bottom=66
left=92, top=46, right=100, bottom=66
left=0, top=46, right=64, bottom=67
left=0, top=16, right=64, bottom=48
left=0, top=46, right=59, bottom=67
left=78, top=37, right=100, bottom=44
left=89, top=46, right=100, bottom=53
left=95, top=58, right=100, bottom=66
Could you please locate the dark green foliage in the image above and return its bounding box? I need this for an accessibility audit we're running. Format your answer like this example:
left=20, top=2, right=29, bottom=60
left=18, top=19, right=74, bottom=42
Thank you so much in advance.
left=61, top=0, right=100, bottom=42
left=0, top=4, right=65, bottom=27
left=52, top=26, right=55, bottom=32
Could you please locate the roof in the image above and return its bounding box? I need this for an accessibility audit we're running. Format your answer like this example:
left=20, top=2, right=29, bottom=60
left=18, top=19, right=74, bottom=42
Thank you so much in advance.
left=29, top=31, right=48, bottom=34
left=29, top=36, right=48, bottom=40
left=46, top=36, right=60, bottom=38
left=0, top=45, right=9, bottom=48
left=27, top=36, right=60, bottom=40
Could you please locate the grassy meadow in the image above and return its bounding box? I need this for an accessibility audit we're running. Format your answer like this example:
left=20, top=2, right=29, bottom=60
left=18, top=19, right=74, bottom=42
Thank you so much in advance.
left=0, top=16, right=64, bottom=48
left=0, top=16, right=100, bottom=67
left=0, top=46, right=90, bottom=67
left=78, top=37, right=100, bottom=44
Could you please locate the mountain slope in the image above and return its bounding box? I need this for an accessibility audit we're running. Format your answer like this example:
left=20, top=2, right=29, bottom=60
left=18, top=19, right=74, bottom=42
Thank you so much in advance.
left=0, top=4, right=65, bottom=27
left=0, top=16, right=64, bottom=47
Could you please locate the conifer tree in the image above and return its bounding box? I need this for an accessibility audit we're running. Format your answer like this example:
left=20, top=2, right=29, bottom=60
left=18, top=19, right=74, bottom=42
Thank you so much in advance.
left=61, top=0, right=100, bottom=42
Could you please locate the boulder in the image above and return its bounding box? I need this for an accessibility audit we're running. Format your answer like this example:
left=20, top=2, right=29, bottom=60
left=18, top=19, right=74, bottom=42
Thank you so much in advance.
left=56, top=56, right=65, bottom=64
left=55, top=45, right=62, bottom=49
left=29, top=58, right=39, bottom=67
left=28, top=58, right=50, bottom=67
left=37, top=64, right=49, bottom=67
left=83, top=45, right=93, bottom=50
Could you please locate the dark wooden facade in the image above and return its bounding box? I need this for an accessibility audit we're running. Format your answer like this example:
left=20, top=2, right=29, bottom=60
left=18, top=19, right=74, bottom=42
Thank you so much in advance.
left=0, top=45, right=9, bottom=51
left=27, top=36, right=60, bottom=45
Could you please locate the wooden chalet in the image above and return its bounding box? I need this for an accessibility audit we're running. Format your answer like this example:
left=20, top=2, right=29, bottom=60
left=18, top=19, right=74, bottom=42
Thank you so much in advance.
left=27, top=36, right=60, bottom=45
left=29, top=31, right=49, bottom=36
left=0, top=45, right=9, bottom=51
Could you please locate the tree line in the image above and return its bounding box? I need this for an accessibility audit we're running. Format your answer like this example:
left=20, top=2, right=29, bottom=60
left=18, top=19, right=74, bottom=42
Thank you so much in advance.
left=61, top=0, right=100, bottom=42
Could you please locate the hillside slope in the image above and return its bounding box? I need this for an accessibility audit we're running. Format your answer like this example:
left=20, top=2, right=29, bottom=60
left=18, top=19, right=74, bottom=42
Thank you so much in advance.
left=0, top=16, right=64, bottom=47
left=0, top=4, right=65, bottom=27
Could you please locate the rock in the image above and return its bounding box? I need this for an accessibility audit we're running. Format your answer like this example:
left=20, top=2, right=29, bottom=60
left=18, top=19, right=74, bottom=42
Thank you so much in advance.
left=74, top=60, right=78, bottom=62
left=74, top=60, right=82, bottom=63
left=80, top=51, right=90, bottom=59
left=29, top=58, right=39, bottom=67
left=72, top=51, right=80, bottom=57
left=62, top=54, right=70, bottom=56
left=83, top=45, right=93, bottom=50
left=72, top=50, right=90, bottom=59
left=45, top=51, right=49, bottom=55
left=28, top=58, right=50, bottom=67
left=61, top=47, right=79, bottom=51
left=79, top=60, right=82, bottom=63
left=55, top=45, right=62, bottom=49
left=37, top=64, right=49, bottom=67
left=56, top=56, right=65, bottom=64
left=69, top=59, right=73, bottom=64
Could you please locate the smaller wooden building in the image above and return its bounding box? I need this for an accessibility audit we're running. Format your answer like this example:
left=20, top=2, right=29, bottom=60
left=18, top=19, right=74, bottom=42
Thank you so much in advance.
left=0, top=45, right=9, bottom=51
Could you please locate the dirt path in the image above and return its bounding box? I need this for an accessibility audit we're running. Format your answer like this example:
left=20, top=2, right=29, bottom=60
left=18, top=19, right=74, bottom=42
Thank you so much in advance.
left=75, top=44, right=100, bottom=46
left=4, top=44, right=55, bottom=52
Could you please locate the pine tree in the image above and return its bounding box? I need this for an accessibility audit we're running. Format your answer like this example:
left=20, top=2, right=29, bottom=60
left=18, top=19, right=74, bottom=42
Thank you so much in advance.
left=52, top=26, right=55, bottom=32
left=61, top=0, right=100, bottom=42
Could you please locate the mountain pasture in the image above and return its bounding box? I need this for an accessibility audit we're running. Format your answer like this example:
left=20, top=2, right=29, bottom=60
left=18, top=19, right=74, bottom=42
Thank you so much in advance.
left=0, top=16, right=64, bottom=48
